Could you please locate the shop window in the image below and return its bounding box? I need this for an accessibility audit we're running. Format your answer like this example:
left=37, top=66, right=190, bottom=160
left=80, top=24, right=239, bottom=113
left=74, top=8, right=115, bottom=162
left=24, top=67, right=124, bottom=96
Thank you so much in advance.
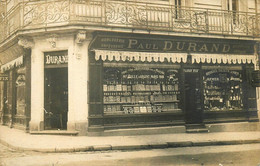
left=203, top=70, right=243, bottom=111
left=15, top=74, right=25, bottom=115
left=103, top=67, right=180, bottom=114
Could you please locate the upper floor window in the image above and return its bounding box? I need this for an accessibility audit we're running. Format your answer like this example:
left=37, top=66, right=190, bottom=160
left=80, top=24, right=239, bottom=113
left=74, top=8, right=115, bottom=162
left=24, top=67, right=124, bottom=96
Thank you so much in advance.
left=174, top=0, right=183, bottom=19
left=175, top=0, right=181, bottom=6
left=228, top=0, right=239, bottom=23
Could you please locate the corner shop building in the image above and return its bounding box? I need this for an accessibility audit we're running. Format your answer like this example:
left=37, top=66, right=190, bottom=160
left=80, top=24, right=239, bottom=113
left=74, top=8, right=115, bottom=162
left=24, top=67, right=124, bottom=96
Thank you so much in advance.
left=1, top=31, right=260, bottom=135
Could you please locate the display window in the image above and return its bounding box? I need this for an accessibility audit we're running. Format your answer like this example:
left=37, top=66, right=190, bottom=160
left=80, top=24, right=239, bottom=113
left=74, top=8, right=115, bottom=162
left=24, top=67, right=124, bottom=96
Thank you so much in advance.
left=15, top=74, right=26, bottom=115
left=203, top=69, right=243, bottom=111
left=103, top=66, right=181, bottom=114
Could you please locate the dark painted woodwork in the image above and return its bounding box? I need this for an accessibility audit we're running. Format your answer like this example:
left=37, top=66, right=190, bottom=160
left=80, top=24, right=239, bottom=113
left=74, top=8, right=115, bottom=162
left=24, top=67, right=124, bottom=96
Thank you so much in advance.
left=25, top=50, right=31, bottom=130
left=88, top=51, right=104, bottom=127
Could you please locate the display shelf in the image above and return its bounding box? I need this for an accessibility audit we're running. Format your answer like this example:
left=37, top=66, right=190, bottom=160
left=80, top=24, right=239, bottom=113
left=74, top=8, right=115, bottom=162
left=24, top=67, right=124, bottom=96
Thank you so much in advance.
left=203, top=70, right=243, bottom=112
left=104, top=109, right=182, bottom=115
left=104, top=102, right=133, bottom=105
left=152, top=100, right=180, bottom=103
left=103, top=67, right=181, bottom=114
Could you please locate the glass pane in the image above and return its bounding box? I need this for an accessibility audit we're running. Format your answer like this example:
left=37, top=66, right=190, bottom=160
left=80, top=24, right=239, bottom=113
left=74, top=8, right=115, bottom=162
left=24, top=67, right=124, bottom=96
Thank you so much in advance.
left=103, top=67, right=180, bottom=114
left=16, top=74, right=26, bottom=115
left=203, top=70, right=243, bottom=111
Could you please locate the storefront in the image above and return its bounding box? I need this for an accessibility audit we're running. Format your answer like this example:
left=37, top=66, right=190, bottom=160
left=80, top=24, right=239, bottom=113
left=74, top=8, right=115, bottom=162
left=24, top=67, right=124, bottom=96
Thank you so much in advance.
left=87, top=32, right=258, bottom=132
left=0, top=52, right=31, bottom=130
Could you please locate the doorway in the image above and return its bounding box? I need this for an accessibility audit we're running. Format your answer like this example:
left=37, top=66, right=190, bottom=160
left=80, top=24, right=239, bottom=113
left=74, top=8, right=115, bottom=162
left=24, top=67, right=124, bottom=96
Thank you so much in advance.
left=44, top=68, right=68, bottom=130
left=184, top=69, right=203, bottom=124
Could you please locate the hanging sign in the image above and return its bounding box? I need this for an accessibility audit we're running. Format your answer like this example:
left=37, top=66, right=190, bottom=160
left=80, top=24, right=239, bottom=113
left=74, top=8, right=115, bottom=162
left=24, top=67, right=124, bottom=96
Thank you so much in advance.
left=0, top=74, right=8, bottom=81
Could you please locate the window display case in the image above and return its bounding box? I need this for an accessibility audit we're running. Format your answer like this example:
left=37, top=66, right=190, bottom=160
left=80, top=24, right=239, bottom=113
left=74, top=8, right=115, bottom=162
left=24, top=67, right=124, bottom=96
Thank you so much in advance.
left=103, top=67, right=181, bottom=114
left=203, top=70, right=243, bottom=111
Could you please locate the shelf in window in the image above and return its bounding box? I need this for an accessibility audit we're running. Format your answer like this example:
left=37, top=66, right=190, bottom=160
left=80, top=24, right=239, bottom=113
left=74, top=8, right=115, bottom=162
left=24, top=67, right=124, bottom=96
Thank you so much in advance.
left=204, top=109, right=243, bottom=112
left=104, top=109, right=182, bottom=115
left=104, top=102, right=134, bottom=105
left=163, top=109, right=182, bottom=112
left=205, top=99, right=221, bottom=101
left=104, top=92, right=132, bottom=96
left=104, top=100, right=179, bottom=105
left=152, top=100, right=179, bottom=103
left=205, top=88, right=222, bottom=90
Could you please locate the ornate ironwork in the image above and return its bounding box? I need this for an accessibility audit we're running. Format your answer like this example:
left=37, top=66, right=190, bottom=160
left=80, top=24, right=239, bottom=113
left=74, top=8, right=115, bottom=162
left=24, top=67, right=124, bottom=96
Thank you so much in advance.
left=105, top=2, right=147, bottom=26
left=23, top=0, right=70, bottom=26
left=0, top=0, right=259, bottom=44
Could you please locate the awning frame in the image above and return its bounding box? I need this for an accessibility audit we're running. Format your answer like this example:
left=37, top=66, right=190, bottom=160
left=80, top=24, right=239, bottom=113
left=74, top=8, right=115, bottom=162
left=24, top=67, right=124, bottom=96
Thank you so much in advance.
left=94, top=50, right=256, bottom=65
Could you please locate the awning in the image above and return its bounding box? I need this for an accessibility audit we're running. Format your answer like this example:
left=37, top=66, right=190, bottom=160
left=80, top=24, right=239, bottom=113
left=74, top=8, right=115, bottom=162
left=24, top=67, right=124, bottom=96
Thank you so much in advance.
left=0, top=56, right=24, bottom=72
left=95, top=50, right=187, bottom=63
left=94, top=50, right=256, bottom=64
left=192, top=54, right=256, bottom=64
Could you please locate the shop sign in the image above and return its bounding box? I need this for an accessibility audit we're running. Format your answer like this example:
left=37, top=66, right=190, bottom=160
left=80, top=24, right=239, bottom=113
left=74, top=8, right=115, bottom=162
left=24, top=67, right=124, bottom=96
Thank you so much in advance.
left=252, top=70, right=260, bottom=87
left=184, top=69, right=199, bottom=73
left=91, top=33, right=255, bottom=55
left=44, top=51, right=68, bottom=66
left=0, top=74, right=8, bottom=81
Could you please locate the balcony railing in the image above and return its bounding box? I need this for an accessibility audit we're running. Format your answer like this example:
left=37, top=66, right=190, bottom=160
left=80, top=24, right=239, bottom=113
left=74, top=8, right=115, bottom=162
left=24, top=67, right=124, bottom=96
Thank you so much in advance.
left=0, top=0, right=260, bottom=44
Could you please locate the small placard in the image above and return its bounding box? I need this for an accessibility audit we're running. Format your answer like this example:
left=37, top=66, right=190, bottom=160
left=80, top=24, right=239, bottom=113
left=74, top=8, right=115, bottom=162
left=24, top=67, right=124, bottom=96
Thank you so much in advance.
left=0, top=74, right=8, bottom=81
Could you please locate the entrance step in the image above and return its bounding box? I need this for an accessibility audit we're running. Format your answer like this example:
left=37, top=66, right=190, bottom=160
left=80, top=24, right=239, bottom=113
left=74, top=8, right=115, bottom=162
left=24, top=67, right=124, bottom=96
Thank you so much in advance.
left=185, top=124, right=209, bottom=133
left=30, top=130, right=79, bottom=136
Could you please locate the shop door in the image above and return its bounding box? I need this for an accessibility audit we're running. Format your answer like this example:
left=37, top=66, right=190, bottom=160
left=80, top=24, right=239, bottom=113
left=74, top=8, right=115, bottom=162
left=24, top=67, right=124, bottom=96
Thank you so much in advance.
left=44, top=68, right=68, bottom=130
left=184, top=70, right=203, bottom=124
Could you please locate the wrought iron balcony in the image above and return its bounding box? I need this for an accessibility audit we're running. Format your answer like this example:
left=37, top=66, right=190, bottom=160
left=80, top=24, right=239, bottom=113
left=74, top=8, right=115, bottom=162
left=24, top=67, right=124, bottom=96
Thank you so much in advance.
left=0, top=0, right=260, bottom=44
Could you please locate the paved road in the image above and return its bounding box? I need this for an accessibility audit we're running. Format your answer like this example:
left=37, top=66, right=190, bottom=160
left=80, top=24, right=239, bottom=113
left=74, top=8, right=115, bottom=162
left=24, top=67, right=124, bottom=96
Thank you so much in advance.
left=1, top=143, right=260, bottom=166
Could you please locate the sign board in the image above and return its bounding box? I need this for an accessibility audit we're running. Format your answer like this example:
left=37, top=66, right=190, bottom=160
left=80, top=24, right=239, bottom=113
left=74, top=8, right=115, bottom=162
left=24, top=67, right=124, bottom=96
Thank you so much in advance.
left=44, top=51, right=68, bottom=68
left=91, top=33, right=255, bottom=55
left=0, top=74, right=8, bottom=81
left=252, top=70, right=260, bottom=87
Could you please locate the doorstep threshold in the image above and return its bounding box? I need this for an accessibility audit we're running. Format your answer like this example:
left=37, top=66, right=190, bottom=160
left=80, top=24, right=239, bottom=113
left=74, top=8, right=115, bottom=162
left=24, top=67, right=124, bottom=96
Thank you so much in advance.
left=30, top=130, right=79, bottom=136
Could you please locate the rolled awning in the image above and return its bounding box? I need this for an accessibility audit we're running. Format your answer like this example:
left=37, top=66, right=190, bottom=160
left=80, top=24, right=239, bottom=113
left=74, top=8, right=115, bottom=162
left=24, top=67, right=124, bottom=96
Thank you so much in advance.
left=0, top=56, right=24, bottom=72
left=94, top=50, right=256, bottom=64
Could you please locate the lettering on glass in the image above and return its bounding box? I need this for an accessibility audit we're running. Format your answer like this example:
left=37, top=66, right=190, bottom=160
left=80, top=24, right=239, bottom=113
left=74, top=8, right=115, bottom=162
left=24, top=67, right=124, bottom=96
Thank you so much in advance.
left=45, top=55, right=68, bottom=65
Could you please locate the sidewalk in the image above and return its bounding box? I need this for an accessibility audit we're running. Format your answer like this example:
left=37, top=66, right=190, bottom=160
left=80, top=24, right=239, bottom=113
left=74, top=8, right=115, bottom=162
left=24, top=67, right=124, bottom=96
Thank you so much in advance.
left=1, top=125, right=260, bottom=153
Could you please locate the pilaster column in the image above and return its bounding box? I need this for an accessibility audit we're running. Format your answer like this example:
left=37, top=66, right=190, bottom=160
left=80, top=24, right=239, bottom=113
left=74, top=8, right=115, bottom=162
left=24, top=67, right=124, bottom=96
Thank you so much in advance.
left=25, top=39, right=45, bottom=131
left=67, top=31, right=92, bottom=135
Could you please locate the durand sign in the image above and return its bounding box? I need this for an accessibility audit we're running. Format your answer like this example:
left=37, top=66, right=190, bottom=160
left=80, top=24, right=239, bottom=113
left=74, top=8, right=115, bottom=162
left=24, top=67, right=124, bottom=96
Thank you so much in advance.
left=91, top=33, right=255, bottom=55
left=44, top=51, right=68, bottom=66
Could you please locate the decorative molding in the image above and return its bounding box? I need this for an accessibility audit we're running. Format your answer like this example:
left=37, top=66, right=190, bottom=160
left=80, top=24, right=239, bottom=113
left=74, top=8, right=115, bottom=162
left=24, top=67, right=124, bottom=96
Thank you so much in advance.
left=18, top=37, right=34, bottom=49
left=46, top=34, right=58, bottom=48
left=76, top=31, right=93, bottom=44
left=76, top=31, right=86, bottom=44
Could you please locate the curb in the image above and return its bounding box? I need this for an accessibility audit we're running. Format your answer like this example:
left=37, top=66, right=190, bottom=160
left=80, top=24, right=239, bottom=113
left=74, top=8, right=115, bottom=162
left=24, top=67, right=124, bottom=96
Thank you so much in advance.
left=1, top=138, right=260, bottom=153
